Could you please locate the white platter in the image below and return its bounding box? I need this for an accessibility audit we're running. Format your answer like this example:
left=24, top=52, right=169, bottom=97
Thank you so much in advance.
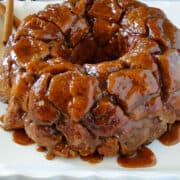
left=0, top=1, right=180, bottom=179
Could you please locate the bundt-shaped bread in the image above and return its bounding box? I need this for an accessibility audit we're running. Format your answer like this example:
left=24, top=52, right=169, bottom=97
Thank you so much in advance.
left=0, top=0, right=180, bottom=157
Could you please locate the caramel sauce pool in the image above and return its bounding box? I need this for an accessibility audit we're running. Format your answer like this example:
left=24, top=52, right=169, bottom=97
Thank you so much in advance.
left=37, top=146, right=46, bottom=152
left=159, top=122, right=180, bottom=146
left=117, top=147, right=156, bottom=168
left=11, top=122, right=180, bottom=167
left=81, top=153, right=104, bottom=164
left=46, top=153, right=55, bottom=160
left=37, top=146, right=54, bottom=160
left=13, top=129, right=34, bottom=145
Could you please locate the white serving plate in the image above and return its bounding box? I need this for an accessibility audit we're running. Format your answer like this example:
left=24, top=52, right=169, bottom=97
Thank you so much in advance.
left=0, top=1, right=180, bottom=179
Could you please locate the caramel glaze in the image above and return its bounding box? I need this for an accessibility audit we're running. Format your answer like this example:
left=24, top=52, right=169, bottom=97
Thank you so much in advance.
left=117, top=147, right=156, bottom=168
left=37, top=146, right=55, bottom=160
left=46, top=153, right=55, bottom=160
left=37, top=146, right=46, bottom=152
left=0, top=0, right=179, bottom=167
left=159, top=122, right=180, bottom=146
left=0, top=116, right=3, bottom=128
left=0, top=115, right=3, bottom=122
left=80, top=153, right=104, bottom=164
left=13, top=129, right=34, bottom=145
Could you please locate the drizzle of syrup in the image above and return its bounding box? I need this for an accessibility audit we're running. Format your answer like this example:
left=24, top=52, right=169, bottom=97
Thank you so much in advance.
left=0, top=116, right=3, bottom=128
left=37, top=146, right=54, bottom=161
left=117, top=147, right=156, bottom=168
left=13, top=129, right=34, bottom=145
left=159, top=122, right=180, bottom=146
left=37, top=146, right=46, bottom=152
left=0, top=115, right=3, bottom=122
left=81, top=153, right=104, bottom=164
left=46, top=153, right=55, bottom=160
